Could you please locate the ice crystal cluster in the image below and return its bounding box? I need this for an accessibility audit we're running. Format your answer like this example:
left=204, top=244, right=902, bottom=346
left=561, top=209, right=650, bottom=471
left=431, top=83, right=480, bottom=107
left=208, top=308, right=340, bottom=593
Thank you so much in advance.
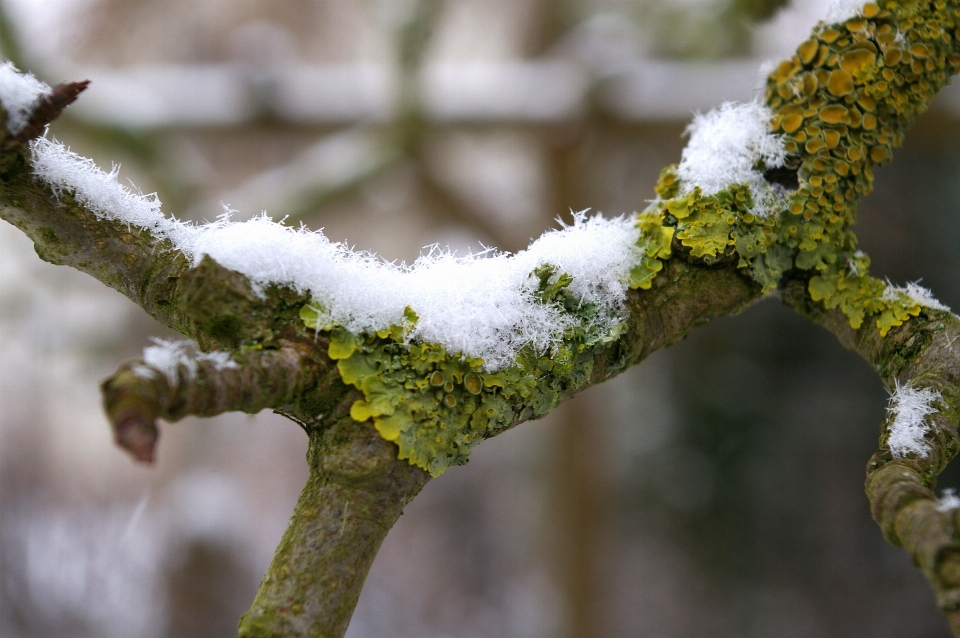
left=886, top=382, right=942, bottom=458
left=0, top=62, right=51, bottom=135
left=677, top=101, right=788, bottom=216
left=29, top=136, right=642, bottom=371
left=883, top=281, right=951, bottom=313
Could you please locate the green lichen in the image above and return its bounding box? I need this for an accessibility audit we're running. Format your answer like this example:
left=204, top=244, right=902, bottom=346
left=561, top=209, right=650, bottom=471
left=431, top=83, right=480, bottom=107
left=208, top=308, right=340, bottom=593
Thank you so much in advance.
left=640, top=175, right=796, bottom=294
left=295, top=0, right=960, bottom=475
left=766, top=0, right=960, bottom=332
left=304, top=267, right=626, bottom=476
left=628, top=212, right=674, bottom=290
left=630, top=0, right=960, bottom=332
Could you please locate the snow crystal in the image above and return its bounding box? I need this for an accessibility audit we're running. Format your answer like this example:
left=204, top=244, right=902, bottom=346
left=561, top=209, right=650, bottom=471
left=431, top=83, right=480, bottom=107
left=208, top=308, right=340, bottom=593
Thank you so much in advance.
left=138, top=338, right=238, bottom=386
left=30, top=137, right=179, bottom=237
left=676, top=101, right=787, bottom=216
left=824, top=0, right=867, bottom=24
left=0, top=62, right=51, bottom=135
left=936, top=488, right=960, bottom=513
left=902, top=282, right=952, bottom=312
left=30, top=136, right=643, bottom=372
left=886, top=382, right=942, bottom=459
left=883, top=281, right=951, bottom=313
left=180, top=211, right=642, bottom=371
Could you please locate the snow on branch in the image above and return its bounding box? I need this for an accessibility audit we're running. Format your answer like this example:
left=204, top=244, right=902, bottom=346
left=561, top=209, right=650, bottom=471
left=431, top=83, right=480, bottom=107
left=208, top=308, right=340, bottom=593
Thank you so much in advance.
left=30, top=137, right=177, bottom=234
left=29, top=136, right=643, bottom=371
left=882, top=281, right=952, bottom=313
left=676, top=101, right=787, bottom=216
left=0, top=62, right=52, bottom=135
left=886, top=382, right=942, bottom=458
left=134, top=338, right=238, bottom=387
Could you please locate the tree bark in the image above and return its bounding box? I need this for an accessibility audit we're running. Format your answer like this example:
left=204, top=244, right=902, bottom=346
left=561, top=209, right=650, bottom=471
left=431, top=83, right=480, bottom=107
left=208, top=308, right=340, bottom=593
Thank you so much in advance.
left=238, top=413, right=430, bottom=638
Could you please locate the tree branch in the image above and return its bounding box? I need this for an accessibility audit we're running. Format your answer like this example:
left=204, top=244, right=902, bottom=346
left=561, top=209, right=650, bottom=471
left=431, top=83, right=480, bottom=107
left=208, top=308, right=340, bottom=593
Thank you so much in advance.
left=0, top=142, right=193, bottom=330
left=238, top=413, right=430, bottom=638
left=2, top=0, right=960, bottom=632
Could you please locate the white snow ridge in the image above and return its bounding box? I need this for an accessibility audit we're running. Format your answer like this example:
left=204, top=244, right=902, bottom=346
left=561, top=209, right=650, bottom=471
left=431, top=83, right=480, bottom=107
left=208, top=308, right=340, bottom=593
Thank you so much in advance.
left=883, top=281, right=952, bottom=313
left=135, top=338, right=238, bottom=386
left=29, top=132, right=644, bottom=372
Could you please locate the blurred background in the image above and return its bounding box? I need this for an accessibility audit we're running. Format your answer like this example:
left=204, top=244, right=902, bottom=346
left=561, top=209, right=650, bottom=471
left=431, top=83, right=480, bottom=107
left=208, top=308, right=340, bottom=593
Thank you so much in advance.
left=1, top=0, right=959, bottom=636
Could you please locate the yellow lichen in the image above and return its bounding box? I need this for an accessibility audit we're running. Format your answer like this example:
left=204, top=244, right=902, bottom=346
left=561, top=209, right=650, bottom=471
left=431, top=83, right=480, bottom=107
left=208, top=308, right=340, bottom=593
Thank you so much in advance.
left=299, top=0, right=959, bottom=475
left=643, top=0, right=958, bottom=333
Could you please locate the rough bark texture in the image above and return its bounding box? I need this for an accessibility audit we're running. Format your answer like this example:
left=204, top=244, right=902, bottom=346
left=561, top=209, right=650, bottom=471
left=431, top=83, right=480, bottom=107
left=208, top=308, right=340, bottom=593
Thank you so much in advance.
left=237, top=414, right=430, bottom=638
left=102, top=343, right=318, bottom=462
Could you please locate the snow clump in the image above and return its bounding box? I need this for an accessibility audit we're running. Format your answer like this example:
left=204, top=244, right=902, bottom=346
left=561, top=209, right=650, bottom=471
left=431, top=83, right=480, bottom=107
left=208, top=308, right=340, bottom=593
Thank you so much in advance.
left=0, top=62, right=51, bottom=135
left=29, top=136, right=643, bottom=372
left=676, top=101, right=788, bottom=216
left=886, top=381, right=942, bottom=458
left=936, top=488, right=960, bottom=513
left=30, top=136, right=175, bottom=235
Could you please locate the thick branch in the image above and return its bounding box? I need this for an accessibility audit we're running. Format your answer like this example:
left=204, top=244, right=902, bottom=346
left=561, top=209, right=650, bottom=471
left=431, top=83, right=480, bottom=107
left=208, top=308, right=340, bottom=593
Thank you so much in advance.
left=4, top=0, right=956, bottom=628
left=233, top=255, right=761, bottom=637
left=238, top=413, right=429, bottom=638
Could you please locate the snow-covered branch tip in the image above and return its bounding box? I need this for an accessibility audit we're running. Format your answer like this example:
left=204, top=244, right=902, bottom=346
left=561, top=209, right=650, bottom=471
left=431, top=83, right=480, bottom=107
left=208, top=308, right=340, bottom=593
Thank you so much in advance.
left=886, top=382, right=942, bottom=459
left=0, top=62, right=50, bottom=135
left=0, top=62, right=87, bottom=146
left=103, top=339, right=306, bottom=464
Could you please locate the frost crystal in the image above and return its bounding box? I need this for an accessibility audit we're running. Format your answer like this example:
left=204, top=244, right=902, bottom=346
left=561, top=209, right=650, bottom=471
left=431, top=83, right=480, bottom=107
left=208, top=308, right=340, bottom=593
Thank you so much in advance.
left=677, top=101, right=787, bottom=216
left=30, top=136, right=644, bottom=372
left=138, top=338, right=238, bottom=386
left=936, top=488, right=960, bottom=513
left=886, top=382, right=942, bottom=458
left=883, top=281, right=951, bottom=313
left=824, top=0, right=867, bottom=24
left=30, top=137, right=177, bottom=236
left=0, top=62, right=51, bottom=135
